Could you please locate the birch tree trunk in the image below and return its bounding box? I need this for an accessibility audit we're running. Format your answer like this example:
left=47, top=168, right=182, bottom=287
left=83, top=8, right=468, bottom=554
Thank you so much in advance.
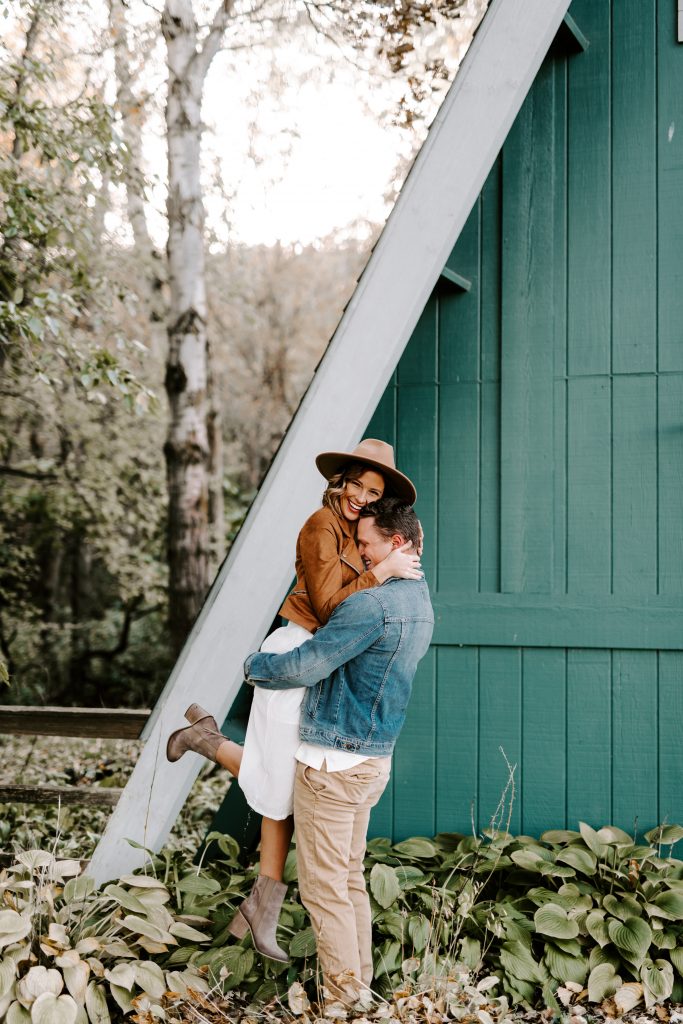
left=108, top=0, right=167, bottom=350
left=161, top=0, right=230, bottom=648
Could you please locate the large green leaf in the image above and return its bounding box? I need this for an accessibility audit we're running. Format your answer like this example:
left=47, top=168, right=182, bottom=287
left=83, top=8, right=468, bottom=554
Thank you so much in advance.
left=374, top=940, right=402, bottom=979
left=579, top=822, right=608, bottom=858
left=670, top=946, right=683, bottom=976
left=586, top=911, right=610, bottom=948
left=374, top=910, right=405, bottom=940
left=84, top=983, right=110, bottom=1024
left=556, top=846, right=597, bottom=875
left=108, top=985, right=133, bottom=1015
left=510, top=850, right=548, bottom=872
left=540, top=830, right=581, bottom=844
left=598, top=826, right=635, bottom=845
left=118, top=875, right=166, bottom=889
left=393, top=838, right=437, bottom=859
left=288, top=927, right=317, bottom=958
left=649, top=891, right=683, bottom=920
left=499, top=941, right=543, bottom=984
left=544, top=944, right=588, bottom=985
left=370, top=864, right=400, bottom=909
left=645, top=825, right=683, bottom=846
left=608, top=917, right=652, bottom=963
left=407, top=914, right=430, bottom=953
left=0, top=912, right=31, bottom=951
left=533, top=904, right=579, bottom=940
left=0, top=958, right=16, bottom=1000
left=202, top=947, right=254, bottom=989
left=651, top=929, right=677, bottom=950
left=604, top=894, right=643, bottom=921
left=641, top=958, right=674, bottom=1005
left=590, top=947, right=622, bottom=972
left=30, top=993, right=78, bottom=1024
left=540, top=863, right=577, bottom=879
left=552, top=938, right=582, bottom=956
left=587, top=963, right=621, bottom=1003
left=63, top=877, right=95, bottom=904
left=132, top=962, right=166, bottom=1000
left=395, top=866, right=425, bottom=890
left=168, top=922, right=211, bottom=943
left=558, top=882, right=592, bottom=911
left=102, top=885, right=146, bottom=916
left=103, top=964, right=134, bottom=992
left=527, top=887, right=559, bottom=907
left=176, top=875, right=221, bottom=896
left=6, top=1003, right=31, bottom=1024
left=460, top=937, right=481, bottom=970
left=62, top=962, right=89, bottom=1007
left=120, top=916, right=175, bottom=945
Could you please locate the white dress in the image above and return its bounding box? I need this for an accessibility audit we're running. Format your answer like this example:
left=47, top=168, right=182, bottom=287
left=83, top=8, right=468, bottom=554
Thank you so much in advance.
left=238, top=621, right=313, bottom=819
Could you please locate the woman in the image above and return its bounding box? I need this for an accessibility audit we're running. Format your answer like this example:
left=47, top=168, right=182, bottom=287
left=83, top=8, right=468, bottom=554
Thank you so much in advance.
left=166, top=439, right=419, bottom=961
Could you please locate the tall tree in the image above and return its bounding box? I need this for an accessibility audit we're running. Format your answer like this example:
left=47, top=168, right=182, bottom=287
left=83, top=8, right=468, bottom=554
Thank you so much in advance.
left=161, top=0, right=232, bottom=648
left=158, top=0, right=483, bottom=648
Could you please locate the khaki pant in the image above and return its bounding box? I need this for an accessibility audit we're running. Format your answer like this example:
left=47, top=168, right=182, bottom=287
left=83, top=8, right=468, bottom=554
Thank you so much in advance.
left=293, top=757, right=391, bottom=1005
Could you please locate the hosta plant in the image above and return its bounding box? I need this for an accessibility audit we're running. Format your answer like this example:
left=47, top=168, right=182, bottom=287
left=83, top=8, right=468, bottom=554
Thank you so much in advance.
left=362, top=822, right=683, bottom=1013
left=4, top=820, right=683, bottom=1019
left=0, top=849, right=210, bottom=1023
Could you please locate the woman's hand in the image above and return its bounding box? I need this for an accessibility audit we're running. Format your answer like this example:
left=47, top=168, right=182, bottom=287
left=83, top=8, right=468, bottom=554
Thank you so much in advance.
left=372, top=542, right=423, bottom=584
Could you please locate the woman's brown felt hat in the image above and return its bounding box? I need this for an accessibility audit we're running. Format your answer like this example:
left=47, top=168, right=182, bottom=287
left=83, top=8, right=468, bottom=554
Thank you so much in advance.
left=315, top=438, right=417, bottom=505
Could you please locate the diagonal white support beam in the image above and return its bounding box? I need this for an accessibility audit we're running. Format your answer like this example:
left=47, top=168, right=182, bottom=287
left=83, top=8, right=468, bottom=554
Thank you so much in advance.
left=88, top=0, right=571, bottom=886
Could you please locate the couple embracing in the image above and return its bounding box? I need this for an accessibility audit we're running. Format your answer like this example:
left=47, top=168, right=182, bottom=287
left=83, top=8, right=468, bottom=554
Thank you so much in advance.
left=167, top=439, right=434, bottom=1007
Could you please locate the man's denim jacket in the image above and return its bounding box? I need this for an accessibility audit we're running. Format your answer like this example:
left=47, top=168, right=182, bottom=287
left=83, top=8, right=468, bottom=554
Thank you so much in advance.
left=244, top=578, right=434, bottom=757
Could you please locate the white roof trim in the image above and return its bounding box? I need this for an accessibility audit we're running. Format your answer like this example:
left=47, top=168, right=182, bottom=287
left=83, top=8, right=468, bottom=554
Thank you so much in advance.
left=89, top=0, right=572, bottom=886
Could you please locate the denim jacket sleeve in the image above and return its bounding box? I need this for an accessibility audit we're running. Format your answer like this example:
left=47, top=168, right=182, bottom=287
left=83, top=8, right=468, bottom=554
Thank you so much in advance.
left=244, top=590, right=384, bottom=690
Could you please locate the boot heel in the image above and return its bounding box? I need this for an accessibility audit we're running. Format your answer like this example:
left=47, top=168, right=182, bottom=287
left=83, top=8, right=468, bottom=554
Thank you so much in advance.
left=185, top=703, right=211, bottom=725
left=228, top=910, right=249, bottom=939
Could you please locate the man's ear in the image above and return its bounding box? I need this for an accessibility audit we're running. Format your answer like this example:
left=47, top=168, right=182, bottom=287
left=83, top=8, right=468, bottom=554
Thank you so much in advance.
left=391, top=533, right=407, bottom=550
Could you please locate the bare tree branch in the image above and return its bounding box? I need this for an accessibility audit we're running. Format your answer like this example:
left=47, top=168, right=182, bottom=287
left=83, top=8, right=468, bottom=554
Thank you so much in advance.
left=193, top=0, right=236, bottom=82
left=0, top=465, right=58, bottom=482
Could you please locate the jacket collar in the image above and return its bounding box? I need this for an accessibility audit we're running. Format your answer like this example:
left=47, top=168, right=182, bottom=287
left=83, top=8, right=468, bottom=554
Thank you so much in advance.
left=334, top=509, right=355, bottom=542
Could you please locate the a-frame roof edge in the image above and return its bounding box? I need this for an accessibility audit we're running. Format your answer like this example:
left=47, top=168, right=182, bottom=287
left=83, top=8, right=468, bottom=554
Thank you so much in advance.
left=89, top=0, right=572, bottom=886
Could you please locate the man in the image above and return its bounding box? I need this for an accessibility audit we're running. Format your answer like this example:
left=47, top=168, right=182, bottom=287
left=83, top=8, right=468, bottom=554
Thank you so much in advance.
left=244, top=498, right=434, bottom=1006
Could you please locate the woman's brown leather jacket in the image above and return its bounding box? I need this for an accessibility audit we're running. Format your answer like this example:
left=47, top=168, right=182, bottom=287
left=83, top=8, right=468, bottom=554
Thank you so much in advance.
left=279, top=505, right=378, bottom=633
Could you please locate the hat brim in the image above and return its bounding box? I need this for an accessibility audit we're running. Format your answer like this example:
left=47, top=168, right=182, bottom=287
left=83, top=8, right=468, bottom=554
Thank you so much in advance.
left=315, top=451, right=417, bottom=505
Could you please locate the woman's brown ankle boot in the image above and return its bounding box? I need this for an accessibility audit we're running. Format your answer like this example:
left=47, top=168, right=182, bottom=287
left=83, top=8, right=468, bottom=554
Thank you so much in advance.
left=166, top=704, right=225, bottom=763
left=228, top=875, right=289, bottom=962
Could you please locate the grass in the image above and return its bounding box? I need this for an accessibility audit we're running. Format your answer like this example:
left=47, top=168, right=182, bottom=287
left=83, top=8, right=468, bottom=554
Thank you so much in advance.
left=0, top=732, right=231, bottom=859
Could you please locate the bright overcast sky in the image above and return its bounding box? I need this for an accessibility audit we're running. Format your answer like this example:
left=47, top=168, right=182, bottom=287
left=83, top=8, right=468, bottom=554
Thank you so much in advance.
left=6, top=0, right=486, bottom=249
left=134, top=3, right=487, bottom=249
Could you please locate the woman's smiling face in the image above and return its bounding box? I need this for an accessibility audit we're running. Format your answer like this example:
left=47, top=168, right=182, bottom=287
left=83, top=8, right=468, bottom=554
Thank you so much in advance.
left=342, top=469, right=385, bottom=522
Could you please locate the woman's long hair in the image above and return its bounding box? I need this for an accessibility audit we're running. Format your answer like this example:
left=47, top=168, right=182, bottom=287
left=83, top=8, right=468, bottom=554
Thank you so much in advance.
left=322, top=461, right=388, bottom=519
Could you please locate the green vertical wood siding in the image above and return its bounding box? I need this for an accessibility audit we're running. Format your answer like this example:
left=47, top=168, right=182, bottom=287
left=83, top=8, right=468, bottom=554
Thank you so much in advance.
left=366, top=0, right=683, bottom=839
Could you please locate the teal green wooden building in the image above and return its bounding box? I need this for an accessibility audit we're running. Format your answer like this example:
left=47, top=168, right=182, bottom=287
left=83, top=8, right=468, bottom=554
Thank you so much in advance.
left=367, top=0, right=683, bottom=839
left=90, top=0, right=683, bottom=883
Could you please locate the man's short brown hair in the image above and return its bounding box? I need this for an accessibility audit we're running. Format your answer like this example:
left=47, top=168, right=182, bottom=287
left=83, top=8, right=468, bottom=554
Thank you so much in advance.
left=358, top=497, right=420, bottom=549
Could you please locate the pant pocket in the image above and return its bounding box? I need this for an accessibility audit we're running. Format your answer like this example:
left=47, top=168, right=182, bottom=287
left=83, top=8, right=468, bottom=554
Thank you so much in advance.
left=340, top=761, right=383, bottom=784
left=301, top=764, right=327, bottom=794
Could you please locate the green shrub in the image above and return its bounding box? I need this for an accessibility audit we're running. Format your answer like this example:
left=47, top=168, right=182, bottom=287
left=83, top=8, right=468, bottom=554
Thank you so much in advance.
left=0, top=849, right=209, bottom=1022
left=363, top=822, right=683, bottom=1012
left=3, top=822, right=683, bottom=1020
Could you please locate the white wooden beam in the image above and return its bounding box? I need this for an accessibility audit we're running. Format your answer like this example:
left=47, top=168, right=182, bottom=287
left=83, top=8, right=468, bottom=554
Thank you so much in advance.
left=88, top=0, right=572, bottom=886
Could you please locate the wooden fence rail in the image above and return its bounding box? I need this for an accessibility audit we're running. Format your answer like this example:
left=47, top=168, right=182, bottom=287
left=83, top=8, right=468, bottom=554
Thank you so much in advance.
left=0, top=705, right=150, bottom=739
left=0, top=705, right=151, bottom=809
